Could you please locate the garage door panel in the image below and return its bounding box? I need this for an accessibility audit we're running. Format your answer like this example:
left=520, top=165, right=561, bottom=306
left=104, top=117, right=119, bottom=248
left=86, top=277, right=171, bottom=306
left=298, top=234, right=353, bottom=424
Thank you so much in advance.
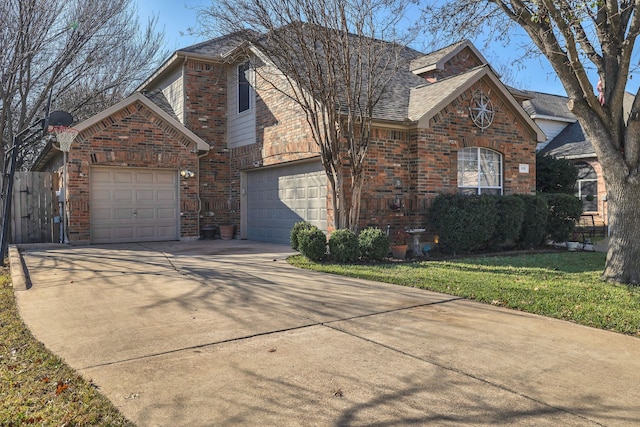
left=114, top=190, right=133, bottom=202
left=136, top=172, right=154, bottom=184
left=157, top=190, right=177, bottom=201
left=114, top=171, right=133, bottom=183
left=157, top=208, right=176, bottom=220
left=247, top=161, right=327, bottom=244
left=114, top=208, right=134, bottom=220
left=136, top=208, right=155, bottom=220
left=91, top=167, right=179, bottom=244
left=136, top=190, right=154, bottom=201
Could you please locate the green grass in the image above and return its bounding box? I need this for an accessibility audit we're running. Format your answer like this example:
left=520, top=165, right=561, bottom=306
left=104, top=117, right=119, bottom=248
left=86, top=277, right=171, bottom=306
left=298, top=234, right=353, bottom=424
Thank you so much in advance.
left=289, top=251, right=640, bottom=336
left=0, top=267, right=135, bottom=426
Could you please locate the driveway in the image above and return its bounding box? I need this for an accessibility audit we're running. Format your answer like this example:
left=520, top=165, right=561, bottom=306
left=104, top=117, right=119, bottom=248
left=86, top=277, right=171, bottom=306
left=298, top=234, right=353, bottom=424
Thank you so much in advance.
left=12, top=240, right=640, bottom=426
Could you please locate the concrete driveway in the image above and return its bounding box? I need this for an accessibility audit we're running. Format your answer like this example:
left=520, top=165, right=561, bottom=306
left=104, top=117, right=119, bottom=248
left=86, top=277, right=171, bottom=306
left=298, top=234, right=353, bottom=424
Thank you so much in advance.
left=11, top=240, right=640, bottom=426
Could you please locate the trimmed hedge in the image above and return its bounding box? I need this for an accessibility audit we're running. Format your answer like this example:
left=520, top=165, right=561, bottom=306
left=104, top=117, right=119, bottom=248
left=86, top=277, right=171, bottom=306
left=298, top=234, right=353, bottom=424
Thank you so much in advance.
left=515, top=194, right=549, bottom=248
left=328, top=229, right=359, bottom=263
left=429, top=194, right=498, bottom=254
left=298, top=226, right=327, bottom=262
left=490, top=195, right=525, bottom=249
left=358, top=227, right=390, bottom=261
left=542, top=193, right=583, bottom=242
left=290, top=221, right=314, bottom=250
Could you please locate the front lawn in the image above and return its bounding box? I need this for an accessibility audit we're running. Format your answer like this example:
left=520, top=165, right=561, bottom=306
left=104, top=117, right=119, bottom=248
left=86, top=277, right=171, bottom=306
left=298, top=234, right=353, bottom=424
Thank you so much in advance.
left=0, top=267, right=135, bottom=426
left=288, top=251, right=640, bottom=336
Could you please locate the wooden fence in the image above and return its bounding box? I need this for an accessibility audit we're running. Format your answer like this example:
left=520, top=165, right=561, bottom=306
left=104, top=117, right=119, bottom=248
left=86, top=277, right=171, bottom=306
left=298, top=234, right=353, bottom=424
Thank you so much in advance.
left=10, top=172, right=59, bottom=244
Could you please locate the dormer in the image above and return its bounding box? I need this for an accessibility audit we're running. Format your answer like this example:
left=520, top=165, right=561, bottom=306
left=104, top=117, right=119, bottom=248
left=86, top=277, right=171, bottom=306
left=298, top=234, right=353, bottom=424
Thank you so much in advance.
left=410, top=40, right=488, bottom=82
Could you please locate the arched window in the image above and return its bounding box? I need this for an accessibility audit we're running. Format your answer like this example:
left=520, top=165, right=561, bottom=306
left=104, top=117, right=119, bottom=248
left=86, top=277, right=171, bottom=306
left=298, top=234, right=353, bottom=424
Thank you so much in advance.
left=457, top=147, right=503, bottom=195
left=575, top=162, right=598, bottom=212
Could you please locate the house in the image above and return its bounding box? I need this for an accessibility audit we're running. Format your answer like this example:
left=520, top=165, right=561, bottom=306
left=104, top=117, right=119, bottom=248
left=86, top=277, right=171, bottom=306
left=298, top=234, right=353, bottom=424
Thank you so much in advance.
left=523, top=90, right=634, bottom=230
left=32, top=31, right=544, bottom=245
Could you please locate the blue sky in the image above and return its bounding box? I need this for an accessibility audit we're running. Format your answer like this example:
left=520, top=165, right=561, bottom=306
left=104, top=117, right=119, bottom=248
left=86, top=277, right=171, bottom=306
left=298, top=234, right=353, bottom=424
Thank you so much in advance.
left=136, top=0, right=639, bottom=97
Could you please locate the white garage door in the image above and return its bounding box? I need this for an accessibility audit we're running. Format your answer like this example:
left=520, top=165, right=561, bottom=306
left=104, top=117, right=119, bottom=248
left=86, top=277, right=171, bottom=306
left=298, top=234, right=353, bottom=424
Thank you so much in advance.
left=247, top=161, right=327, bottom=244
left=90, top=167, right=179, bottom=244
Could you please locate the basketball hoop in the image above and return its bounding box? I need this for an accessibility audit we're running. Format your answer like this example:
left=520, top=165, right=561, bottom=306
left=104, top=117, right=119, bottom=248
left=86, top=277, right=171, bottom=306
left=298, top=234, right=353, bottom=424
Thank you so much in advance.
left=51, top=125, right=79, bottom=152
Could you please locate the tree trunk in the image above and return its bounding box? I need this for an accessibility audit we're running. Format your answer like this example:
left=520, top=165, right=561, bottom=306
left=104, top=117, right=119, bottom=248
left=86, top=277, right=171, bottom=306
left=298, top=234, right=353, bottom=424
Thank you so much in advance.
left=348, top=172, right=364, bottom=232
left=602, top=178, right=640, bottom=285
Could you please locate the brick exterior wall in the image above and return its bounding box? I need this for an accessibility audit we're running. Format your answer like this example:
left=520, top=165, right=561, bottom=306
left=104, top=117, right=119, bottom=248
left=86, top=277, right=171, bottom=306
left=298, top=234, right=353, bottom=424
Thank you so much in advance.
left=419, top=47, right=484, bottom=82
left=360, top=79, right=537, bottom=236
left=65, top=100, right=201, bottom=243
left=181, top=60, right=235, bottom=232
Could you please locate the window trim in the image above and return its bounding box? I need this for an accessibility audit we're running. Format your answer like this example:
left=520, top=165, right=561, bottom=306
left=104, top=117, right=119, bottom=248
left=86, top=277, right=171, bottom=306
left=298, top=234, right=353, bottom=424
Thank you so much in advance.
left=457, top=147, right=503, bottom=195
left=237, top=62, right=251, bottom=114
left=575, top=162, right=598, bottom=212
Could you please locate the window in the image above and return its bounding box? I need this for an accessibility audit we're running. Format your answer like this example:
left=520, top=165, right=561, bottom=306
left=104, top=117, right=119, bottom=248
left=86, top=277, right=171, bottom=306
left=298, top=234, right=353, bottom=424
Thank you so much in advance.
left=237, top=62, right=251, bottom=113
left=575, top=162, right=598, bottom=212
left=457, top=147, right=502, bottom=195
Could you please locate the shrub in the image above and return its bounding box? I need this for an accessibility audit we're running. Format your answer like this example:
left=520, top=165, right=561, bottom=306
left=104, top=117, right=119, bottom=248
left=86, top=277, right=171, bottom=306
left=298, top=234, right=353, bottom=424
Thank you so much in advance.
left=536, top=152, right=578, bottom=194
left=515, top=195, right=548, bottom=248
left=290, top=221, right=314, bottom=251
left=542, top=193, right=583, bottom=242
left=429, top=194, right=498, bottom=254
left=298, top=226, right=327, bottom=262
left=358, top=227, right=390, bottom=261
left=490, top=195, right=525, bottom=248
left=328, top=229, right=358, bottom=263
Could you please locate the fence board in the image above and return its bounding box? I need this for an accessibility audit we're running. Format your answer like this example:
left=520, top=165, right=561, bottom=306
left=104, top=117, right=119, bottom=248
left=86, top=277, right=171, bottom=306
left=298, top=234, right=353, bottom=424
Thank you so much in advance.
left=10, top=172, right=57, bottom=244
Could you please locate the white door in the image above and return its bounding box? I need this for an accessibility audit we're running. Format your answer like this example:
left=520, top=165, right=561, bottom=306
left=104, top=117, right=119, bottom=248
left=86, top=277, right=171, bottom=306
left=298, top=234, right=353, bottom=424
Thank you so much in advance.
left=90, top=167, right=179, bottom=244
left=246, top=161, right=327, bottom=244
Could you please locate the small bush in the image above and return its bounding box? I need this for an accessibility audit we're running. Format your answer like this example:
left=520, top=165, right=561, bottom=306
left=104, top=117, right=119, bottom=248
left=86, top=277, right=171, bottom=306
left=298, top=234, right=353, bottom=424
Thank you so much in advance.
left=290, top=221, right=314, bottom=251
left=358, top=227, right=390, bottom=261
left=328, top=229, right=358, bottom=263
left=429, top=194, right=498, bottom=254
left=516, top=195, right=548, bottom=248
left=298, top=227, right=327, bottom=262
left=542, top=193, right=583, bottom=242
left=490, top=195, right=525, bottom=248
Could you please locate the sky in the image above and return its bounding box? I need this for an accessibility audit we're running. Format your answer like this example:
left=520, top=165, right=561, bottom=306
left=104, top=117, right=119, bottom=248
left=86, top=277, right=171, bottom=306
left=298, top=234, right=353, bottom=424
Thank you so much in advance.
left=135, top=0, right=639, bottom=97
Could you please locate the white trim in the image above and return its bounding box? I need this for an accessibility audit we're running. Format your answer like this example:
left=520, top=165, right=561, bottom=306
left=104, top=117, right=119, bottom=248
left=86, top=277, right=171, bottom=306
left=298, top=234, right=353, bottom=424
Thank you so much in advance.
left=530, top=114, right=576, bottom=123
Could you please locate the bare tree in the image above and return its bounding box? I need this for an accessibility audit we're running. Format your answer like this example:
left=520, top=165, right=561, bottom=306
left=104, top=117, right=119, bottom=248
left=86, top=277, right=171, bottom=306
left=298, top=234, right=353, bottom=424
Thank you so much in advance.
left=198, top=0, right=418, bottom=231
left=0, top=0, right=165, bottom=171
left=425, top=1, right=640, bottom=285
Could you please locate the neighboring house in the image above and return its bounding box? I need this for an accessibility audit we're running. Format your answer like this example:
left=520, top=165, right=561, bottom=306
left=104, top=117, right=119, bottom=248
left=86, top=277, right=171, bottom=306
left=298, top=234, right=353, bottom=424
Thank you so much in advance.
left=524, top=90, right=634, bottom=229
left=32, top=32, right=544, bottom=245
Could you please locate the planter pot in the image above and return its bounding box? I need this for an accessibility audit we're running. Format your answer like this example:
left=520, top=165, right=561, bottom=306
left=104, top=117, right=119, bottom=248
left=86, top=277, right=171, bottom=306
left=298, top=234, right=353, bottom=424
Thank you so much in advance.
left=390, top=245, right=408, bottom=259
left=566, top=241, right=580, bottom=251
left=219, top=225, right=235, bottom=240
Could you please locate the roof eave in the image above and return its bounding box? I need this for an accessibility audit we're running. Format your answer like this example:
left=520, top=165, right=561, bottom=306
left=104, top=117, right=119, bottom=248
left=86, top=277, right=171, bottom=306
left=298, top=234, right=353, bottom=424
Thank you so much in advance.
left=75, top=93, right=210, bottom=152
left=413, top=67, right=547, bottom=142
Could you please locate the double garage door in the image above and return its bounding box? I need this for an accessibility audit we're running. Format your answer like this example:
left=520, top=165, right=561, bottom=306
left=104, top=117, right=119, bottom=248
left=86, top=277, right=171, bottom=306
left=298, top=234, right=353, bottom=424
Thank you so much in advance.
left=90, top=167, right=179, bottom=244
left=247, top=161, right=327, bottom=244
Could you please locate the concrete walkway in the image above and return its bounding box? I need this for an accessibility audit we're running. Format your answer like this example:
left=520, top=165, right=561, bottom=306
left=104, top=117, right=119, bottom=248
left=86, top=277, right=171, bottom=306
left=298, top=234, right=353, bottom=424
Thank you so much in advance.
left=10, top=240, right=640, bottom=426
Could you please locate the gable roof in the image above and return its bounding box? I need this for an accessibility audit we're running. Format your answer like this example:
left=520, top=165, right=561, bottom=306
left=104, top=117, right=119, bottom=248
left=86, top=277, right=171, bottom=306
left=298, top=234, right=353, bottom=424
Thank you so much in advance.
left=32, top=93, right=210, bottom=171
left=409, top=40, right=489, bottom=75
left=540, top=121, right=594, bottom=159
left=408, top=65, right=546, bottom=141
left=522, top=91, right=576, bottom=123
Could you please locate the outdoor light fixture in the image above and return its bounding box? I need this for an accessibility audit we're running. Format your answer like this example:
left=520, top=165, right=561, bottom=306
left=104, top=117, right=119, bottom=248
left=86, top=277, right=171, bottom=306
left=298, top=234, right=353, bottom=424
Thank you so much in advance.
left=180, top=169, right=195, bottom=179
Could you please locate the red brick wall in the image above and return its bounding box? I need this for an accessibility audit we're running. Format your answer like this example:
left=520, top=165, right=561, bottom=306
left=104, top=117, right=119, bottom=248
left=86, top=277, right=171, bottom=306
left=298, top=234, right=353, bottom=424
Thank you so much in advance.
left=420, top=47, right=484, bottom=82
left=358, top=78, right=536, bottom=233
left=66, top=100, right=201, bottom=243
left=180, top=60, right=235, bottom=230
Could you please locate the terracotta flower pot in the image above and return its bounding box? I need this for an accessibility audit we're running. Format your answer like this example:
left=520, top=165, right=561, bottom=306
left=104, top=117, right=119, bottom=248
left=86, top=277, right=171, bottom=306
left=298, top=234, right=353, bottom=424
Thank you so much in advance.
left=390, top=245, right=408, bottom=259
left=219, top=225, right=235, bottom=240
